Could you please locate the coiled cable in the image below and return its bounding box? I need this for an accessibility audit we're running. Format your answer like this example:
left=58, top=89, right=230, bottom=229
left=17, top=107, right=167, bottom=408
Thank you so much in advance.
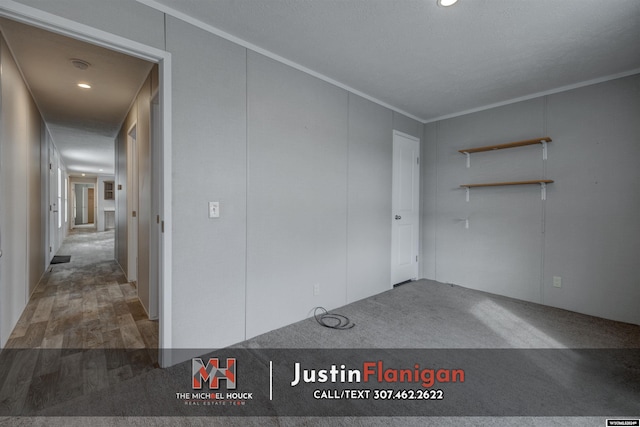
left=313, top=306, right=355, bottom=330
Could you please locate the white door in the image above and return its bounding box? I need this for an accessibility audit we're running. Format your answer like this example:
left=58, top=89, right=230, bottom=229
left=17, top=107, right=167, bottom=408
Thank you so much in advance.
left=127, top=125, right=138, bottom=283
left=391, top=131, right=420, bottom=285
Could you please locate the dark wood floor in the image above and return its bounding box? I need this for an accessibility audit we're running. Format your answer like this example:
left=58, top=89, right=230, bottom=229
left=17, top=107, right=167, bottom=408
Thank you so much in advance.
left=0, top=228, right=159, bottom=415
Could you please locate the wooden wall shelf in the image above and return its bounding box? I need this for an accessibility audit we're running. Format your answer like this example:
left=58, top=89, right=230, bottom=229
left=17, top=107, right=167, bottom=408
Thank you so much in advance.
left=459, top=137, right=552, bottom=167
left=460, top=179, right=554, bottom=188
left=459, top=136, right=554, bottom=201
left=461, top=180, right=553, bottom=201
left=458, top=137, right=552, bottom=154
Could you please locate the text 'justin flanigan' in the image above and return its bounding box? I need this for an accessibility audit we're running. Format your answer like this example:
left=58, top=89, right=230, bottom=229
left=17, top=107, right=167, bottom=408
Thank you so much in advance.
left=290, top=361, right=465, bottom=388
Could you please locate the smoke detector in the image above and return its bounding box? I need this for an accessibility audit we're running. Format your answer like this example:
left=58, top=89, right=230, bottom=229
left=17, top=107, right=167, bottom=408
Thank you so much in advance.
left=70, top=58, right=91, bottom=70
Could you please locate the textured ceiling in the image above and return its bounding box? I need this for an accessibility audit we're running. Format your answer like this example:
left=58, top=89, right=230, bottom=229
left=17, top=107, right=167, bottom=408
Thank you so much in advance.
left=1, top=1, right=638, bottom=176
left=147, top=0, right=640, bottom=122
left=0, top=18, right=153, bottom=176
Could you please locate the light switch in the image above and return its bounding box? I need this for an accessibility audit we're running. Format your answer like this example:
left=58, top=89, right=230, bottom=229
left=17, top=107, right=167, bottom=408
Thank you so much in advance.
left=208, top=201, right=220, bottom=218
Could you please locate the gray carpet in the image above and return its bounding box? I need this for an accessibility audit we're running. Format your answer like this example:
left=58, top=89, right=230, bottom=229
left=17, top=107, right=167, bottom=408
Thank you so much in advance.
left=239, top=279, right=639, bottom=349
left=1, top=279, right=639, bottom=426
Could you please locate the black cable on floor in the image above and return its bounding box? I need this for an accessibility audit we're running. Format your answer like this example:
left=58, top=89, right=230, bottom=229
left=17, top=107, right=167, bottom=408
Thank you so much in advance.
left=313, top=306, right=355, bottom=330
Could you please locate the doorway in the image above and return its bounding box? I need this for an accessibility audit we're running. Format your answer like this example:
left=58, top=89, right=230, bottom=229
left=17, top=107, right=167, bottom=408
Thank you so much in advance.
left=73, top=183, right=96, bottom=227
left=0, top=4, right=173, bottom=364
left=391, top=130, right=420, bottom=285
left=48, top=144, right=62, bottom=260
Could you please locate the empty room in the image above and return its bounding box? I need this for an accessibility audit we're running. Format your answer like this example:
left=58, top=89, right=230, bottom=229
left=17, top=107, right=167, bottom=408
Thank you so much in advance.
left=0, top=0, right=638, bottom=425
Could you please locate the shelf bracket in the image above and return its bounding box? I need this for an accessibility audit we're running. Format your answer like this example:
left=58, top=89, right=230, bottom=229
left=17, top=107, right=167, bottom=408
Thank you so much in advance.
left=541, top=140, right=548, bottom=160
left=464, top=152, right=470, bottom=168
left=540, top=182, right=547, bottom=200
left=465, top=187, right=470, bottom=202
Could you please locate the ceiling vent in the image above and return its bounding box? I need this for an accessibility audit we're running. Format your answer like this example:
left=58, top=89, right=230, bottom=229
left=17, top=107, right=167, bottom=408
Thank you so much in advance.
left=70, top=58, right=91, bottom=70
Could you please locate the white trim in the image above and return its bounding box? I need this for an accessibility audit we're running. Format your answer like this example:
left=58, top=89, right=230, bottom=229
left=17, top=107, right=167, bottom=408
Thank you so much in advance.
left=136, top=0, right=424, bottom=124
left=392, top=129, right=420, bottom=143
left=159, top=54, right=172, bottom=367
left=0, top=0, right=164, bottom=61
left=0, top=0, right=173, bottom=366
left=423, top=68, right=640, bottom=124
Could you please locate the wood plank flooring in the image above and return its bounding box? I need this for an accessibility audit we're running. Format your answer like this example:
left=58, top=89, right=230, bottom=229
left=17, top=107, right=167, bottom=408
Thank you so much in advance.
left=0, top=228, right=158, bottom=415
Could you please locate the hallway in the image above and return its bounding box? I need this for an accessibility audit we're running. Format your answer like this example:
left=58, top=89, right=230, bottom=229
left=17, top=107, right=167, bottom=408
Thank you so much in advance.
left=1, top=228, right=159, bottom=410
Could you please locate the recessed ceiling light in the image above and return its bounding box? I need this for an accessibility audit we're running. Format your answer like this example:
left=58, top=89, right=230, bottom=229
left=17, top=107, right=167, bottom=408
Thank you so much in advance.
left=99, top=169, right=104, bottom=172
left=78, top=83, right=91, bottom=89
left=82, top=173, right=86, bottom=176
left=438, top=0, right=459, bottom=6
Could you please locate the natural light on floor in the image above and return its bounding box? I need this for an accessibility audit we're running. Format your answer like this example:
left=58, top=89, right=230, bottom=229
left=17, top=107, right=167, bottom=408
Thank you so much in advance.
left=470, top=299, right=566, bottom=348
left=469, top=298, right=586, bottom=392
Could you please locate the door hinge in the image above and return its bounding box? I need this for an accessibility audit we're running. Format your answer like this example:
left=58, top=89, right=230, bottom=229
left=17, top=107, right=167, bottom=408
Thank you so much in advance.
left=49, top=163, right=52, bottom=170
left=417, top=157, right=420, bottom=164
left=416, top=255, right=418, bottom=262
left=132, top=211, right=137, bottom=217
left=161, top=220, right=164, bottom=233
left=49, top=246, right=52, bottom=253
left=156, top=215, right=160, bottom=224
left=49, top=205, right=52, bottom=211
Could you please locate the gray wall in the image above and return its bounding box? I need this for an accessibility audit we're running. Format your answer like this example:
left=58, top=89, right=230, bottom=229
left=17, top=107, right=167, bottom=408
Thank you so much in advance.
left=0, top=33, right=46, bottom=345
left=347, top=95, right=394, bottom=303
left=169, top=12, right=421, bottom=348
left=422, top=74, right=640, bottom=325
left=166, top=16, right=248, bottom=348
left=246, top=52, right=349, bottom=337
left=115, top=69, right=155, bottom=315
left=163, top=17, right=423, bottom=348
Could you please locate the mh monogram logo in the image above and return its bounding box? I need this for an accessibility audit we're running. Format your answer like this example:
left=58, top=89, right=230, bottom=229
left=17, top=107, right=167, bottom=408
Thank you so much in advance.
left=192, top=357, right=237, bottom=390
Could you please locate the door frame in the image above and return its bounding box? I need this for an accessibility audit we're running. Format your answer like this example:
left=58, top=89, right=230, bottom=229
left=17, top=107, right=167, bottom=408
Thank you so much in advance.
left=0, top=2, right=174, bottom=366
left=149, top=92, right=161, bottom=320
left=48, top=144, right=58, bottom=261
left=127, top=123, right=138, bottom=283
left=391, top=130, right=420, bottom=285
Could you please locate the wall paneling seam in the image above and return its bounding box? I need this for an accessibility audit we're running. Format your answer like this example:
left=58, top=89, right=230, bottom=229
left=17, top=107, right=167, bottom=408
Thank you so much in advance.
left=539, top=96, right=549, bottom=305
left=244, top=47, right=248, bottom=341
left=345, top=93, right=350, bottom=304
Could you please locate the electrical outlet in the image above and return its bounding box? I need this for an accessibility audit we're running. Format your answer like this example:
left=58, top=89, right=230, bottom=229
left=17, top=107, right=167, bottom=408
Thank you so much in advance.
left=553, top=276, right=562, bottom=288
left=313, top=283, right=320, bottom=296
